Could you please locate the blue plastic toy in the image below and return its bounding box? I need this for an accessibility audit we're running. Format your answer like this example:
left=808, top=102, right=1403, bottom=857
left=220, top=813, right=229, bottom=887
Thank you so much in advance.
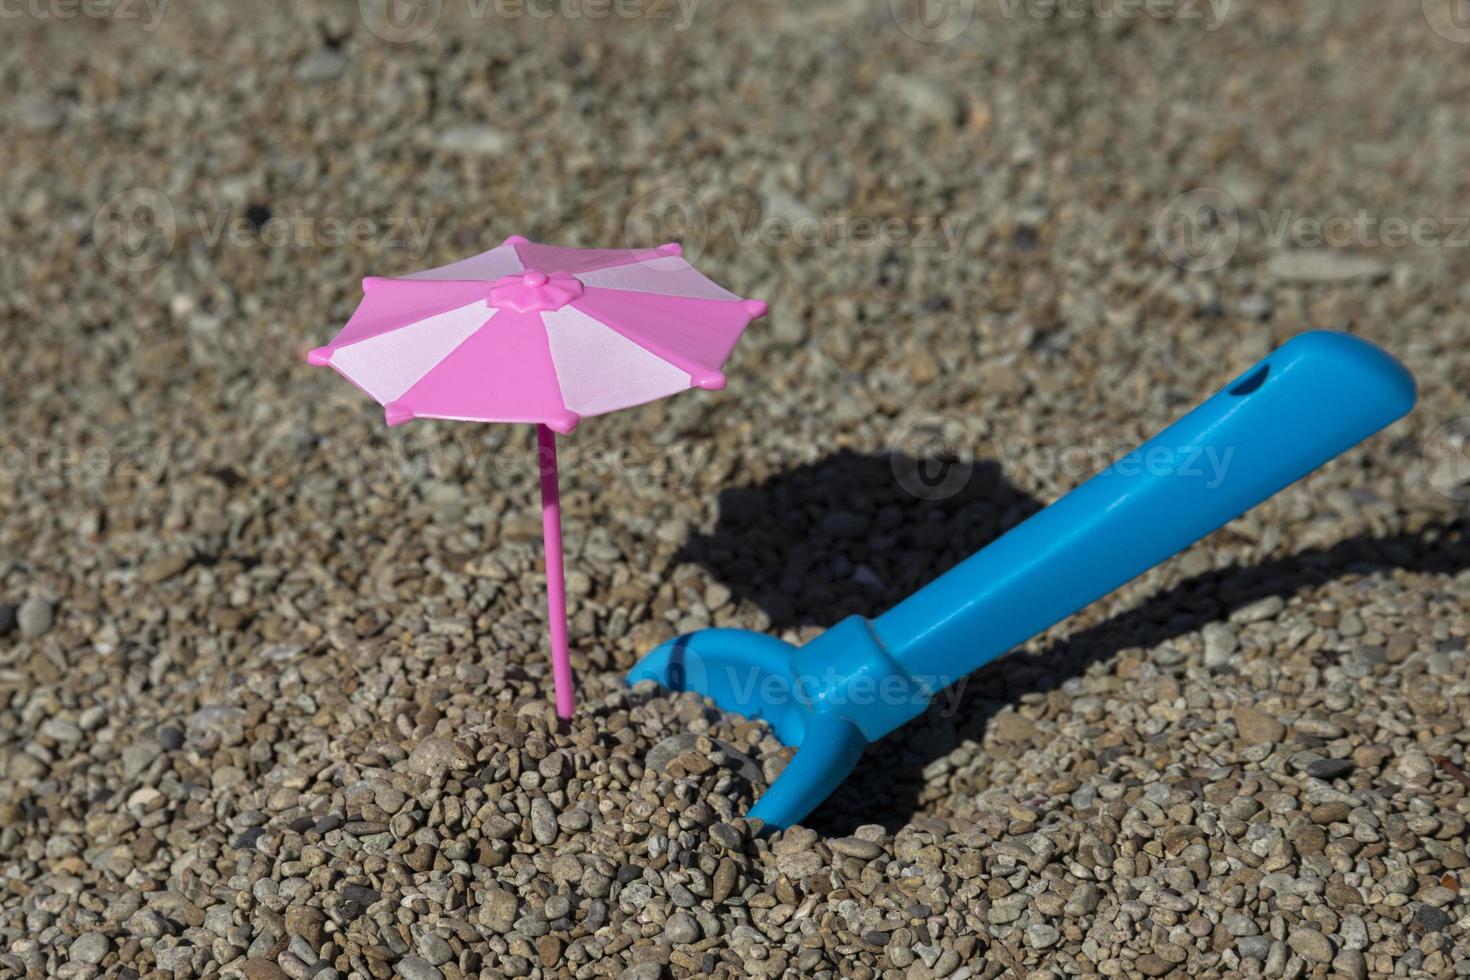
left=629, top=331, right=1416, bottom=828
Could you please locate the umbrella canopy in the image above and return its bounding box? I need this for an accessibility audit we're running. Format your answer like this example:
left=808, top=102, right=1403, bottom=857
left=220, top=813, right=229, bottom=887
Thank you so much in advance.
left=308, top=235, right=766, bottom=720
left=309, top=236, right=767, bottom=432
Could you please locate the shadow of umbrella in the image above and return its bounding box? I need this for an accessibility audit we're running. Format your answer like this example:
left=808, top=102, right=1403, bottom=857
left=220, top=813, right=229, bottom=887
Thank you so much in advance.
left=677, top=449, right=1045, bottom=630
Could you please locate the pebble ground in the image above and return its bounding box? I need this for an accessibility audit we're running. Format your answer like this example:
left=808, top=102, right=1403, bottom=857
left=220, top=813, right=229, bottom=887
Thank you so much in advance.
left=2, top=2, right=1469, bottom=979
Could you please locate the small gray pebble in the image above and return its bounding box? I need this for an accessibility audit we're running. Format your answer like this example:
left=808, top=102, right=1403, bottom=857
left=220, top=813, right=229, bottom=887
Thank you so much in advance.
left=295, top=48, right=347, bottom=84
left=1237, top=936, right=1272, bottom=960
left=69, top=932, right=110, bottom=965
left=664, top=910, right=700, bottom=944
left=416, top=933, right=452, bottom=966
left=530, top=797, right=558, bottom=845
left=1288, top=928, right=1335, bottom=964
left=435, top=125, right=512, bottom=156
left=1064, top=883, right=1101, bottom=916
left=1026, top=923, right=1060, bottom=949
left=17, top=596, right=53, bottom=637
left=1231, top=595, right=1285, bottom=624
left=830, top=836, right=883, bottom=861
left=394, top=956, right=443, bottom=980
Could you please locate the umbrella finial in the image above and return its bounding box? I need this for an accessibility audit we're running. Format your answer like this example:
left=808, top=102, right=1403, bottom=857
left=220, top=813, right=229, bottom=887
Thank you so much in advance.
left=488, top=270, right=583, bottom=313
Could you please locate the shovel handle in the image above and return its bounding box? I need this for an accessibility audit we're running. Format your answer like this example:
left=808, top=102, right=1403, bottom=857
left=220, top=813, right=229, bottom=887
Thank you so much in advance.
left=875, top=331, right=1416, bottom=686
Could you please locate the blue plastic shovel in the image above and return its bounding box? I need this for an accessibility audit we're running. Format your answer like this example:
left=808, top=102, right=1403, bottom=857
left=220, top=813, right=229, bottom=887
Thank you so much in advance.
left=629, top=331, right=1416, bottom=828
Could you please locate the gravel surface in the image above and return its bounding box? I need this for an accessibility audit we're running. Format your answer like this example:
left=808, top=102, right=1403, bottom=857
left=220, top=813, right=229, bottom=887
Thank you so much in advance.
left=3, top=2, right=1470, bottom=978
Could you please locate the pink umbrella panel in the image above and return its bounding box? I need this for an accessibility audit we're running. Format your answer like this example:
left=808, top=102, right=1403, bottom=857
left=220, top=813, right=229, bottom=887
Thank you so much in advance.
left=308, top=236, right=768, bottom=718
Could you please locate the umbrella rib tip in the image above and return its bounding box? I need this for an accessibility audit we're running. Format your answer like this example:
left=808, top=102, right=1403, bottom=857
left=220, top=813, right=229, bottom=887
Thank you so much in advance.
left=384, top=401, right=416, bottom=427
left=693, top=370, right=727, bottom=391
left=502, top=234, right=531, bottom=246
left=306, top=346, right=334, bottom=366
left=657, top=241, right=682, bottom=257
left=742, top=299, right=769, bottom=318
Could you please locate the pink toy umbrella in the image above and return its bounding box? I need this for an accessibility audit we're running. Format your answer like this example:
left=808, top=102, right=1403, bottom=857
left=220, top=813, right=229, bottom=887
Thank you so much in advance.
left=307, top=235, right=767, bottom=719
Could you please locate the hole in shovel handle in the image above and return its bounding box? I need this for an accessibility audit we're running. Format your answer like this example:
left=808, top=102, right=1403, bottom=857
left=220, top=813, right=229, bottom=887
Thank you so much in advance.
left=1229, top=363, right=1270, bottom=396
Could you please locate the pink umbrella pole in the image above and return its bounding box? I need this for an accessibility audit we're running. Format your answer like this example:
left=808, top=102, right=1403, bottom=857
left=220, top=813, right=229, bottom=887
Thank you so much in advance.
left=536, top=423, right=575, bottom=719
